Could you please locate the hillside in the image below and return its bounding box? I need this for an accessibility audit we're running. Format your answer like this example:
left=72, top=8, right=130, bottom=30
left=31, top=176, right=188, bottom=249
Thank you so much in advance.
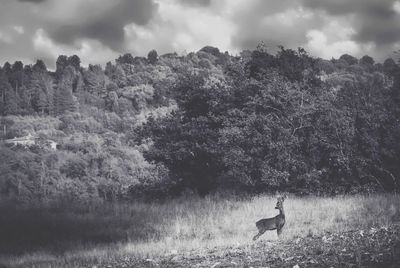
left=1, top=46, right=400, bottom=203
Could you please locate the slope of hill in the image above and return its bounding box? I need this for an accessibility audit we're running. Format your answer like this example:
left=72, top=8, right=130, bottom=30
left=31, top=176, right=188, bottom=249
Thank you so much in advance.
left=0, top=46, right=400, bottom=203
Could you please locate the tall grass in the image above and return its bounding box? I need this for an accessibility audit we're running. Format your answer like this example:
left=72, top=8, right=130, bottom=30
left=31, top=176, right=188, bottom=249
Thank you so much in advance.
left=1, top=194, right=399, bottom=267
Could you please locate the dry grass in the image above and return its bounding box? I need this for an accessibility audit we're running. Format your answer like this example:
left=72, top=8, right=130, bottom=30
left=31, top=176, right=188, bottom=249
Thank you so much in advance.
left=1, top=193, right=399, bottom=267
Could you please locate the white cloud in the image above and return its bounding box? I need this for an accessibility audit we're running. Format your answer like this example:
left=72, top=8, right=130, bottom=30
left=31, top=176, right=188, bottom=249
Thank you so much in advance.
left=304, top=17, right=379, bottom=59
left=391, top=42, right=400, bottom=55
left=33, top=29, right=119, bottom=67
left=13, top=25, right=24, bottom=34
left=124, top=0, right=236, bottom=56
left=0, top=26, right=24, bottom=45
left=0, top=0, right=398, bottom=65
left=270, top=8, right=313, bottom=27
left=0, top=30, right=13, bottom=44
left=42, top=0, right=114, bottom=24
left=306, top=29, right=361, bottom=59
left=393, top=1, right=400, bottom=13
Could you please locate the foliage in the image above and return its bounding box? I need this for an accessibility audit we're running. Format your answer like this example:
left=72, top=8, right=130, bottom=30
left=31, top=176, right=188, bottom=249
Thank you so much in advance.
left=139, top=48, right=400, bottom=195
left=0, top=45, right=400, bottom=202
left=55, top=66, right=76, bottom=115
left=147, top=49, right=158, bottom=64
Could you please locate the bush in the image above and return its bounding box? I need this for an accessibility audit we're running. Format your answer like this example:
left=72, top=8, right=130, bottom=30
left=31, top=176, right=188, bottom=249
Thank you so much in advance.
left=60, top=158, right=87, bottom=179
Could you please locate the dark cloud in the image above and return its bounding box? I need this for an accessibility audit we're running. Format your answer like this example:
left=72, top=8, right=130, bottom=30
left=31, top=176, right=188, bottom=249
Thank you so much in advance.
left=253, top=0, right=301, bottom=16
left=355, top=15, right=400, bottom=45
left=0, top=28, right=36, bottom=64
left=0, top=0, right=157, bottom=67
left=49, top=0, right=157, bottom=51
left=0, top=0, right=40, bottom=63
left=18, top=0, right=46, bottom=3
left=178, top=0, right=211, bottom=7
left=302, top=0, right=394, bottom=16
left=302, top=0, right=400, bottom=45
left=231, top=0, right=318, bottom=51
left=0, top=0, right=398, bottom=67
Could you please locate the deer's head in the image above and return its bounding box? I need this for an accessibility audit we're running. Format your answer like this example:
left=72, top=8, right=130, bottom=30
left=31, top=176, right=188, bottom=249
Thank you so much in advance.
left=275, top=194, right=286, bottom=210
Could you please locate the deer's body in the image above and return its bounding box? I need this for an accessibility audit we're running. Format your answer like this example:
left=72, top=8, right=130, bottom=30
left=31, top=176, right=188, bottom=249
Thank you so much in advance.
left=253, top=196, right=286, bottom=241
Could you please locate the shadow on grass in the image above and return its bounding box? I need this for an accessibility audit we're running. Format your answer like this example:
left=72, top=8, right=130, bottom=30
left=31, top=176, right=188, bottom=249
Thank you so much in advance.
left=0, top=203, right=160, bottom=256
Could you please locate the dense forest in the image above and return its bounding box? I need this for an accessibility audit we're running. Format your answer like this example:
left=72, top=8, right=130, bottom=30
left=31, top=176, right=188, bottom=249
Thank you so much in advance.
left=1, top=45, right=399, bottom=203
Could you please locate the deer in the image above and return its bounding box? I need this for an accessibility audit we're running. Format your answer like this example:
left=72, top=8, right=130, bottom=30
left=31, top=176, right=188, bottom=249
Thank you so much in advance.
left=253, top=195, right=286, bottom=241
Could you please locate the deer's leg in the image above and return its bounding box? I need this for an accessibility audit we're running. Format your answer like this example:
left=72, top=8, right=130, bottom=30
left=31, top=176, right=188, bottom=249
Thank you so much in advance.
left=277, top=227, right=283, bottom=236
left=253, top=230, right=266, bottom=241
left=253, top=233, right=260, bottom=241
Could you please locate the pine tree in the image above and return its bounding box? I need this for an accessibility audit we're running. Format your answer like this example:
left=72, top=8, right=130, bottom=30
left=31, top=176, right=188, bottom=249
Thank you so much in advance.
left=4, top=84, right=18, bottom=115
left=0, top=72, right=8, bottom=115
left=148, top=49, right=158, bottom=64
left=55, top=66, right=76, bottom=115
left=83, top=64, right=106, bottom=96
left=19, top=87, right=33, bottom=114
left=105, top=62, right=127, bottom=88
left=9, top=61, right=25, bottom=93
left=29, top=68, right=55, bottom=114
left=33, top=59, right=47, bottom=72
left=0, top=72, right=19, bottom=115
left=68, top=55, right=81, bottom=70
left=56, top=55, right=68, bottom=78
left=17, top=84, right=30, bottom=114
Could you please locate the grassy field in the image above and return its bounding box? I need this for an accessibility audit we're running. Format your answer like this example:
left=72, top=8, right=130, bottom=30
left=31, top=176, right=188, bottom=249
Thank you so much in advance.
left=1, top=193, right=399, bottom=267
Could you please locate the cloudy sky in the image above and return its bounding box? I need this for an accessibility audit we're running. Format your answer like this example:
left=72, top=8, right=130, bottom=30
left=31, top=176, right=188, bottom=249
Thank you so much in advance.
left=0, top=0, right=399, bottom=68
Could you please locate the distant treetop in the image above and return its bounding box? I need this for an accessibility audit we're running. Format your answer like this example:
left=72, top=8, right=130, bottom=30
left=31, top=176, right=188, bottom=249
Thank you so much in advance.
left=199, top=46, right=221, bottom=57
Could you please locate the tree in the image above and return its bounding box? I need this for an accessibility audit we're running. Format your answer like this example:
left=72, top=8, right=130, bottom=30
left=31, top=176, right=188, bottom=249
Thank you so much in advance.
left=339, top=54, right=358, bottom=65
left=0, top=72, right=18, bottom=115
left=199, top=46, right=221, bottom=57
left=9, top=61, right=25, bottom=93
left=33, top=60, right=47, bottom=72
left=120, top=84, right=154, bottom=111
left=383, top=58, right=399, bottom=76
left=29, top=67, right=55, bottom=114
left=116, top=53, right=135, bottom=65
left=68, top=55, right=81, bottom=70
left=275, top=46, right=317, bottom=83
left=83, top=64, right=106, bottom=96
left=106, top=91, right=120, bottom=113
left=60, top=158, right=87, bottom=179
left=56, top=55, right=69, bottom=76
left=55, top=66, right=76, bottom=115
left=360, top=55, right=374, bottom=66
left=315, top=59, right=336, bottom=75
left=3, top=62, right=11, bottom=74
left=3, top=85, right=19, bottom=115
left=139, top=72, right=226, bottom=195
left=147, top=49, right=158, bottom=64
left=105, top=61, right=127, bottom=88
left=245, top=46, right=275, bottom=79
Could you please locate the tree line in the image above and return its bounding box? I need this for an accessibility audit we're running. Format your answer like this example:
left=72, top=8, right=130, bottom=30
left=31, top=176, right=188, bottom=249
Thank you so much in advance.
left=138, top=46, right=400, bottom=195
left=0, top=45, right=399, bottom=203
